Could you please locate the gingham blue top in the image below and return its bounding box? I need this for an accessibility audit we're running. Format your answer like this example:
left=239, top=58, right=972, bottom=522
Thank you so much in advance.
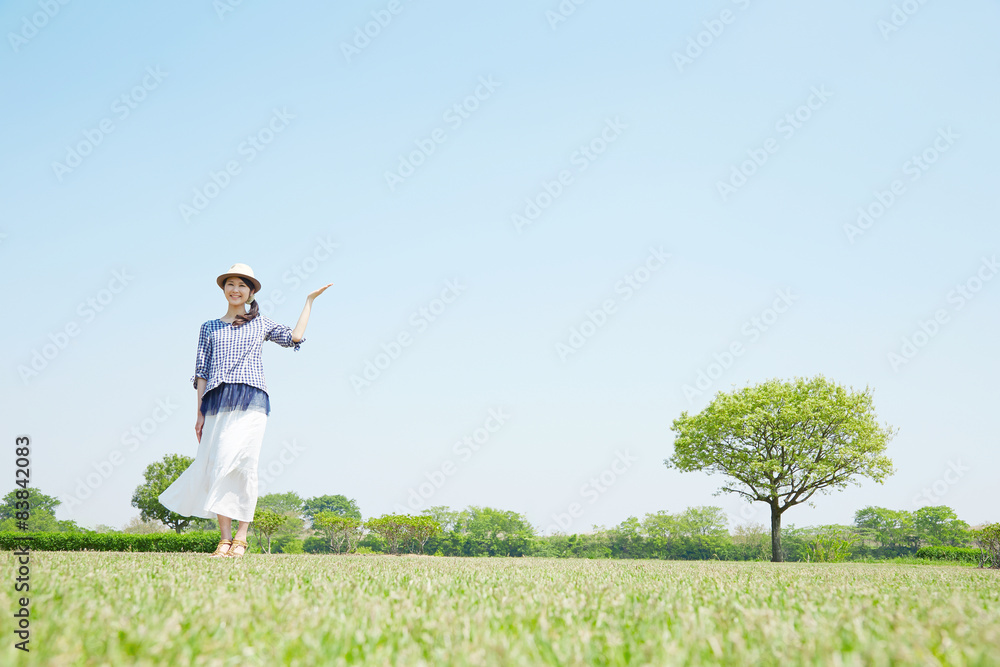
left=190, top=316, right=305, bottom=403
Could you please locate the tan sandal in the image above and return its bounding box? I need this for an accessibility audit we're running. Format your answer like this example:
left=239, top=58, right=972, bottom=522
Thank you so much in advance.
left=227, top=538, right=249, bottom=558
left=210, top=539, right=233, bottom=558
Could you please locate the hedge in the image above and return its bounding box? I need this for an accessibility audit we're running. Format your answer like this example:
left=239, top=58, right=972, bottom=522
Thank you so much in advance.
left=0, top=531, right=220, bottom=553
left=915, top=546, right=979, bottom=564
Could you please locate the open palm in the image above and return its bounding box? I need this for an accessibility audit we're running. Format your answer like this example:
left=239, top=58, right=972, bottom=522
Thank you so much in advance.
left=307, top=283, right=333, bottom=300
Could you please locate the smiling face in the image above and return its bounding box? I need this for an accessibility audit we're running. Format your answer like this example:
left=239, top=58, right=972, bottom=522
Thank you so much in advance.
left=223, top=277, right=253, bottom=306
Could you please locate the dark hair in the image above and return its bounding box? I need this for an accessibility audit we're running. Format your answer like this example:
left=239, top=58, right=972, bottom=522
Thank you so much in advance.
left=233, top=292, right=259, bottom=327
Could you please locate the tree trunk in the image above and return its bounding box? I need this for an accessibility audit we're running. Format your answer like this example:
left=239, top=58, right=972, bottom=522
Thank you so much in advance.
left=770, top=506, right=783, bottom=562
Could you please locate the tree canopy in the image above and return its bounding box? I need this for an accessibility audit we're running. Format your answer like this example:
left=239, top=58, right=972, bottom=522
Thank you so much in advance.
left=0, top=488, right=80, bottom=533
left=854, top=505, right=969, bottom=550
left=0, top=488, right=61, bottom=520
left=313, top=512, right=364, bottom=554
left=666, top=375, right=895, bottom=561
left=251, top=508, right=287, bottom=554
left=256, top=491, right=304, bottom=516
left=130, top=454, right=195, bottom=534
left=421, top=505, right=466, bottom=533
left=303, top=494, right=361, bottom=522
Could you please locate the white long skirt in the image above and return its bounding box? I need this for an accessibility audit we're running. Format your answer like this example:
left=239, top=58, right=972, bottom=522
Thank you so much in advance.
left=158, top=407, right=267, bottom=523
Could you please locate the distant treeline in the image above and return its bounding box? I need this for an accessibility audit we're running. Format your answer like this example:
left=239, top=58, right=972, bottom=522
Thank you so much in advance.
left=297, top=503, right=990, bottom=564
left=3, top=487, right=996, bottom=565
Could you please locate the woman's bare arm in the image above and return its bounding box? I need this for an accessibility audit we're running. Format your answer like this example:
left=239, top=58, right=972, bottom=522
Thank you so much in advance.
left=195, top=377, right=207, bottom=443
left=290, top=283, right=333, bottom=343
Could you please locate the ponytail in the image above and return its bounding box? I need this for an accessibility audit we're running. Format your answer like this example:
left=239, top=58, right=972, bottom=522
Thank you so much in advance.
left=233, top=293, right=260, bottom=327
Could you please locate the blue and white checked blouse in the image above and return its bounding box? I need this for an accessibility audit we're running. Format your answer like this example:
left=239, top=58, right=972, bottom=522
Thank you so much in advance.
left=190, top=316, right=305, bottom=396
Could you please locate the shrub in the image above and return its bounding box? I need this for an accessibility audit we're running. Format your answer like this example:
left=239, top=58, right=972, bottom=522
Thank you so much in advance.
left=302, top=536, right=330, bottom=554
left=272, top=536, right=304, bottom=554
left=808, top=530, right=858, bottom=563
left=915, top=546, right=979, bottom=564
left=0, top=530, right=220, bottom=552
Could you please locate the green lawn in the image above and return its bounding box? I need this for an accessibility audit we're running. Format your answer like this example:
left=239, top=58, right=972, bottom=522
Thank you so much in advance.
left=5, top=552, right=999, bottom=666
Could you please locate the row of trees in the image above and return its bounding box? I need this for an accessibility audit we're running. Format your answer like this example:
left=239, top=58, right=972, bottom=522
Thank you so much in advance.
left=242, top=498, right=540, bottom=557
left=1, top=485, right=986, bottom=562
left=294, top=503, right=989, bottom=563
left=4, top=375, right=984, bottom=565
left=238, top=497, right=982, bottom=561
left=555, top=506, right=987, bottom=563
left=854, top=505, right=970, bottom=552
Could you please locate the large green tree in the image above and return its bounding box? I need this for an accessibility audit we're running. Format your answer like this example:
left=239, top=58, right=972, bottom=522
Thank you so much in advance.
left=666, top=376, right=895, bottom=561
left=130, top=454, right=195, bottom=533
left=0, top=488, right=80, bottom=533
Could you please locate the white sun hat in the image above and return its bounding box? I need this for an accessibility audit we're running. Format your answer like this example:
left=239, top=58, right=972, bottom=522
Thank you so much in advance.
left=216, top=263, right=261, bottom=303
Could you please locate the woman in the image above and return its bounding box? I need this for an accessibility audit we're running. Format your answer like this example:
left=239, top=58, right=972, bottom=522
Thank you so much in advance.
left=158, top=263, right=331, bottom=558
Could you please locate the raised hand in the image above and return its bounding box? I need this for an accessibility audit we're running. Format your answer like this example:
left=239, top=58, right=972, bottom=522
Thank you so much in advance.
left=306, top=283, right=333, bottom=301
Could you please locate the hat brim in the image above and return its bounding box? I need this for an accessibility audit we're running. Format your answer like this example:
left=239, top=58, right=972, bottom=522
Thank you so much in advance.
left=217, top=273, right=261, bottom=293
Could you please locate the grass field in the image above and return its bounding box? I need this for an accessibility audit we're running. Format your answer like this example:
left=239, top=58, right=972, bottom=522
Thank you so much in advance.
left=4, top=552, right=999, bottom=666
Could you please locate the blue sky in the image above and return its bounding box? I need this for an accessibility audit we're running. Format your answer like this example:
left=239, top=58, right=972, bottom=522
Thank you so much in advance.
left=1, top=0, right=996, bottom=534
